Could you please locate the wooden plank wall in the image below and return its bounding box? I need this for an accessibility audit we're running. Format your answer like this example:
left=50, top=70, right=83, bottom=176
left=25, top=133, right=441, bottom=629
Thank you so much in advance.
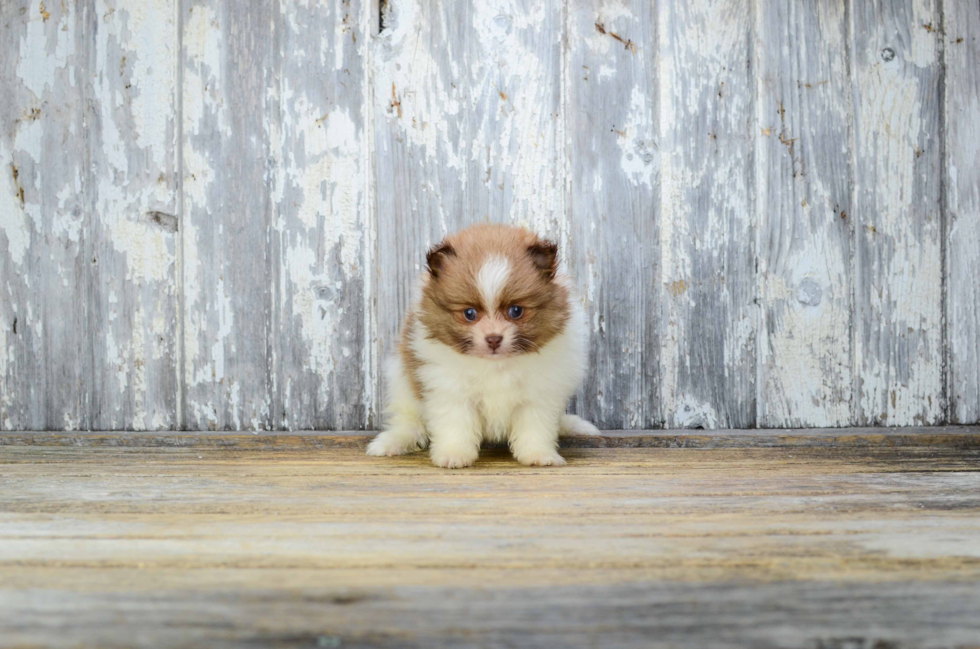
left=1, top=0, right=977, bottom=431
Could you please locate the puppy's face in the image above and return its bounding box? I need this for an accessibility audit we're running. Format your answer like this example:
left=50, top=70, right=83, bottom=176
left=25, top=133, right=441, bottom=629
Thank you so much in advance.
left=418, top=225, right=570, bottom=359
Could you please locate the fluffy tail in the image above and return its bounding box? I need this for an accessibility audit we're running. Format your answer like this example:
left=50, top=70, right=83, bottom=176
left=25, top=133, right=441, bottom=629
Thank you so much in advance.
left=559, top=414, right=601, bottom=437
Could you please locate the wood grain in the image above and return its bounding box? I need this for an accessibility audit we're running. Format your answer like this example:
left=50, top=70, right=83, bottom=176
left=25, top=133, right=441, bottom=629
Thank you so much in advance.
left=2, top=1, right=92, bottom=431
left=851, top=0, right=944, bottom=426
left=1, top=1, right=180, bottom=431
left=944, top=0, right=980, bottom=424
left=89, top=0, right=180, bottom=430
left=181, top=0, right=277, bottom=430
left=274, top=0, right=374, bottom=430
left=756, top=0, right=854, bottom=427
left=658, top=0, right=757, bottom=428
left=1, top=442, right=979, bottom=646
left=3, top=0, right=980, bottom=431
left=566, top=0, right=659, bottom=429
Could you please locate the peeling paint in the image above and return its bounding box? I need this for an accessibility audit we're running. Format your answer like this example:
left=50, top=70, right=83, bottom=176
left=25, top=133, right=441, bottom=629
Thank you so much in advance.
left=374, top=0, right=563, bottom=237
left=1, top=0, right=974, bottom=432
left=16, top=2, right=72, bottom=100
left=945, top=0, right=980, bottom=423
left=617, top=86, right=655, bottom=188
left=659, top=0, right=756, bottom=428
left=1, top=156, right=30, bottom=266
left=755, top=0, right=853, bottom=428
left=673, top=395, right=719, bottom=429
left=854, top=0, right=943, bottom=426
left=373, top=1, right=461, bottom=164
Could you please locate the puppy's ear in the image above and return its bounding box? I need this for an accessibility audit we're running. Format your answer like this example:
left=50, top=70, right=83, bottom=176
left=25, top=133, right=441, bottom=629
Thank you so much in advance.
left=527, top=239, right=558, bottom=280
left=425, top=241, right=456, bottom=279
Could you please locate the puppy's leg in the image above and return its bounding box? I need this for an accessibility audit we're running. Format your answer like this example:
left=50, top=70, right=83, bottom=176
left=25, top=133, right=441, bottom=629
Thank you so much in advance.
left=426, top=400, right=482, bottom=469
left=558, top=414, right=600, bottom=437
left=367, top=360, right=427, bottom=457
left=509, top=405, right=566, bottom=467
left=366, top=406, right=426, bottom=456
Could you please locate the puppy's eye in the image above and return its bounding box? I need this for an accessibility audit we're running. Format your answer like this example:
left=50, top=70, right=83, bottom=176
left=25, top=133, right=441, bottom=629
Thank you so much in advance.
left=508, top=305, right=524, bottom=319
left=463, top=308, right=478, bottom=322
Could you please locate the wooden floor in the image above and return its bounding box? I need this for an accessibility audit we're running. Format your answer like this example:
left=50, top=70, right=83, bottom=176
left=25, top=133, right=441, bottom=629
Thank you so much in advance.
left=2, top=430, right=980, bottom=648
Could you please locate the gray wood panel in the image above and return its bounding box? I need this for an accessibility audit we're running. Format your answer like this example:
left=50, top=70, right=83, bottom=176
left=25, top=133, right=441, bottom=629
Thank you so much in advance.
left=89, top=1, right=180, bottom=430
left=566, top=0, right=660, bottom=429
left=372, top=0, right=565, bottom=384
left=3, top=0, right=979, bottom=431
left=1, top=1, right=179, bottom=431
left=275, top=0, right=374, bottom=430
left=1, top=1, right=90, bottom=431
left=756, top=0, right=854, bottom=427
left=181, top=0, right=276, bottom=430
left=944, top=0, right=980, bottom=424
left=657, top=0, right=757, bottom=428
left=851, top=0, right=944, bottom=426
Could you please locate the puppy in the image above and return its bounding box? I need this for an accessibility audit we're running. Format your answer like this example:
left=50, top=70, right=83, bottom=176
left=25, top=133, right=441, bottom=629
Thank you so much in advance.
left=367, top=223, right=599, bottom=468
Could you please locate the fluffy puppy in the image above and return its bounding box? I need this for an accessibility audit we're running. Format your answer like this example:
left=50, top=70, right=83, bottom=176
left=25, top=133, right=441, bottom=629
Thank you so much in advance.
left=367, top=223, right=598, bottom=468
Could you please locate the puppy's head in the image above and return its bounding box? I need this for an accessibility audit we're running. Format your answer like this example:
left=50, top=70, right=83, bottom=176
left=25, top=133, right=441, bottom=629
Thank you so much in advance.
left=419, top=224, right=570, bottom=359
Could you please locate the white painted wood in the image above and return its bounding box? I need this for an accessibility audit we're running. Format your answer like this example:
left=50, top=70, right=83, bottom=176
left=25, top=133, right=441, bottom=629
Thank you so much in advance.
left=275, top=0, right=375, bottom=430
left=180, top=0, right=374, bottom=431
left=1, top=1, right=179, bottom=431
left=2, top=0, right=979, bottom=430
left=1, top=1, right=90, bottom=430
left=755, top=0, right=854, bottom=427
left=89, top=0, right=180, bottom=430
left=851, top=0, right=943, bottom=426
left=658, top=0, right=757, bottom=429
left=180, top=0, right=277, bottom=430
left=944, top=0, right=980, bottom=424
left=566, top=0, right=659, bottom=429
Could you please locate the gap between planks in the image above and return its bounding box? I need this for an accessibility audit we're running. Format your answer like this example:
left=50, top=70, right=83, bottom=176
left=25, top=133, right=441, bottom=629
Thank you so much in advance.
left=1, top=427, right=979, bottom=450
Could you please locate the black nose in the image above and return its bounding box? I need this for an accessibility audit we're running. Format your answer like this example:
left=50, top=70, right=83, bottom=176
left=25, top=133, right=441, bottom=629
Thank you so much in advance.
left=485, top=334, right=503, bottom=351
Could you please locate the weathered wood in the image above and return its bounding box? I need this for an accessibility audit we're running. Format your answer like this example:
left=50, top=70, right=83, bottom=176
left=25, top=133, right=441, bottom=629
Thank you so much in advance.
left=372, top=0, right=565, bottom=396
left=4, top=0, right=980, bottom=431
left=1, top=579, right=979, bottom=649
left=181, top=0, right=276, bottom=429
left=89, top=0, right=180, bottom=429
left=944, top=0, right=980, bottom=424
left=1, top=1, right=179, bottom=431
left=1, top=2, right=91, bottom=431
left=1, top=580, right=978, bottom=648
left=3, top=427, right=980, bottom=449
left=756, top=0, right=854, bottom=427
left=658, top=0, right=756, bottom=428
left=1, top=443, right=979, bottom=646
left=566, top=0, right=659, bottom=429
left=851, top=0, right=943, bottom=426
left=274, top=0, right=374, bottom=429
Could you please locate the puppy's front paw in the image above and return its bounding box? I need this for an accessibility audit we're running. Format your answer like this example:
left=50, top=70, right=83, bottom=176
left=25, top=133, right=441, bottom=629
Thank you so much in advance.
left=517, top=451, right=567, bottom=467
left=429, top=448, right=478, bottom=469
left=366, top=430, right=424, bottom=457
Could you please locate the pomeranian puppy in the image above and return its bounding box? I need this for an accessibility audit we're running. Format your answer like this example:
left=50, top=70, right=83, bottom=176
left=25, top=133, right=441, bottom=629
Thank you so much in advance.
left=367, top=223, right=599, bottom=468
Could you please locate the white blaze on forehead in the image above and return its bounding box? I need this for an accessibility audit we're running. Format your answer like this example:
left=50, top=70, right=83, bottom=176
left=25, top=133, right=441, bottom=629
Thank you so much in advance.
left=477, top=255, right=510, bottom=310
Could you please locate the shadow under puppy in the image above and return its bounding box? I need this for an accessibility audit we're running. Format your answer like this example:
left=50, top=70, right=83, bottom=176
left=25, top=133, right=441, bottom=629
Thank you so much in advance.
left=368, top=223, right=598, bottom=468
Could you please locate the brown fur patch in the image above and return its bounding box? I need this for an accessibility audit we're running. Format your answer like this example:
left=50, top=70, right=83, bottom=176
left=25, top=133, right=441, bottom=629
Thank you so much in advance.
left=413, top=224, right=570, bottom=357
